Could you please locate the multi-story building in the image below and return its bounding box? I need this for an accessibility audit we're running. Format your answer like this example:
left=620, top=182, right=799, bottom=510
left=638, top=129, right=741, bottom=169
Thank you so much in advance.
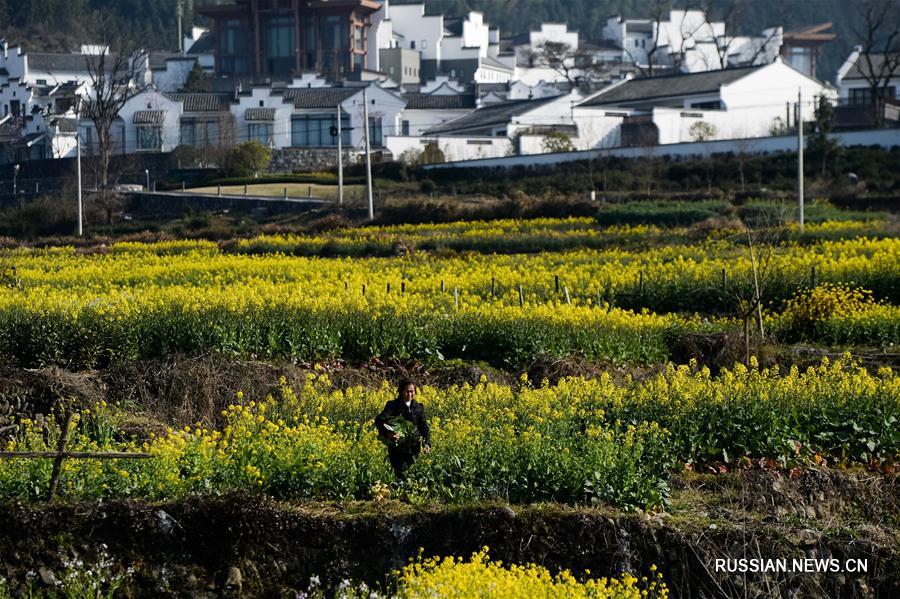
left=197, top=0, right=383, bottom=80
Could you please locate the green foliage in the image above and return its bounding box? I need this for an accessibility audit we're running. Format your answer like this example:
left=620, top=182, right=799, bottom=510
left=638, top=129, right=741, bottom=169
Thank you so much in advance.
left=595, top=200, right=731, bottom=227
left=688, top=121, right=717, bottom=142
left=420, top=141, right=446, bottom=164
left=541, top=131, right=575, bottom=153
left=225, top=141, right=271, bottom=178
left=181, top=62, right=212, bottom=93
left=807, top=94, right=841, bottom=176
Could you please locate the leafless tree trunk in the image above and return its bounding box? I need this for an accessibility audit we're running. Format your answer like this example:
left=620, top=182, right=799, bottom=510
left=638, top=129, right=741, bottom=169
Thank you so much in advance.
left=78, top=18, right=148, bottom=201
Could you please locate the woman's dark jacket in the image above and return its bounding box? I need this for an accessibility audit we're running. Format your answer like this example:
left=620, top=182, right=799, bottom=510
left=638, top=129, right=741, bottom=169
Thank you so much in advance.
left=374, top=399, right=431, bottom=449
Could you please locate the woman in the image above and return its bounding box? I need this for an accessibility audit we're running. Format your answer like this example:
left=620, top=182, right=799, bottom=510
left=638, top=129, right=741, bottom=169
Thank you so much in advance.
left=374, top=378, right=431, bottom=478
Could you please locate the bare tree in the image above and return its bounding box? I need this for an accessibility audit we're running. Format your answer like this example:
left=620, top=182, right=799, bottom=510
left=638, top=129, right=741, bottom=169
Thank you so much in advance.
left=700, top=0, right=785, bottom=70
left=529, top=41, right=633, bottom=90
left=620, top=0, right=671, bottom=77
left=850, top=0, right=900, bottom=127
left=78, top=18, right=148, bottom=196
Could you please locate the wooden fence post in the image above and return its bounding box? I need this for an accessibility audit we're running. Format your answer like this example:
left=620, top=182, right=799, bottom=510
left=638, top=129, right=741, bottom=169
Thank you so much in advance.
left=639, top=270, right=645, bottom=304
left=453, top=287, right=459, bottom=309
left=490, top=277, right=495, bottom=299
left=518, top=284, right=524, bottom=307
left=564, top=286, right=571, bottom=305
left=46, top=408, right=73, bottom=502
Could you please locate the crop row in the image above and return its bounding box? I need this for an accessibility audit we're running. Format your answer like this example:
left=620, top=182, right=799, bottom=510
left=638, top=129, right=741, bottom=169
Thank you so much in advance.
left=2, top=358, right=896, bottom=508
left=0, top=284, right=694, bottom=368
left=106, top=218, right=895, bottom=258
left=7, top=236, right=900, bottom=312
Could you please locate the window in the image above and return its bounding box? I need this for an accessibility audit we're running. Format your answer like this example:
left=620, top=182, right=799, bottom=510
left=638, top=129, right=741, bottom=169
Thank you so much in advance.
left=291, top=113, right=350, bottom=147
left=219, top=18, right=250, bottom=75
left=319, top=14, right=347, bottom=73
left=9, top=100, right=20, bottom=117
left=410, top=41, right=416, bottom=49
left=180, top=120, right=194, bottom=147
left=851, top=86, right=898, bottom=104
left=786, top=47, right=813, bottom=76
left=265, top=16, right=296, bottom=76
left=368, top=116, right=383, bottom=147
left=36, top=79, right=47, bottom=85
left=180, top=118, right=221, bottom=148
left=422, top=40, right=427, bottom=50
left=249, top=122, right=274, bottom=145
left=401, top=120, right=410, bottom=135
left=137, top=125, right=162, bottom=151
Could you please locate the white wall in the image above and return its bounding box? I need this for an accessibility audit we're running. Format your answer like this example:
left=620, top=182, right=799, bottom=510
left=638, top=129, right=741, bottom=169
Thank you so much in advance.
left=401, top=108, right=472, bottom=135
left=116, top=90, right=183, bottom=153
left=530, top=23, right=578, bottom=50
left=386, top=134, right=511, bottom=161
left=152, top=58, right=197, bottom=92
left=341, top=85, right=406, bottom=148
left=572, top=107, right=629, bottom=150
left=0, top=45, right=27, bottom=84
left=722, top=60, right=829, bottom=124
left=473, top=64, right=513, bottom=83
left=369, top=2, right=393, bottom=71
left=508, top=91, right=582, bottom=132
left=232, top=87, right=294, bottom=149
left=389, top=4, right=443, bottom=61
left=424, top=127, right=900, bottom=170
left=421, top=77, right=465, bottom=94
left=461, top=12, right=490, bottom=56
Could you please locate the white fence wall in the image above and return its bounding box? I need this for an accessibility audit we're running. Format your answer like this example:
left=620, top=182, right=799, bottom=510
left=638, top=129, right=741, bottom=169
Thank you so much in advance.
left=424, top=128, right=900, bottom=170
left=387, top=135, right=512, bottom=162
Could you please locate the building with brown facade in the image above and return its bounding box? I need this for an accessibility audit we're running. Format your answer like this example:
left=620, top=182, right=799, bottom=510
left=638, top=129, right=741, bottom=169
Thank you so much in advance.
left=198, top=0, right=382, bottom=80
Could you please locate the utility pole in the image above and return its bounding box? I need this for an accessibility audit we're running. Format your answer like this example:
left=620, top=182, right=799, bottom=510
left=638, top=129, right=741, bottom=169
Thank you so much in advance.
left=337, top=104, right=344, bottom=206
left=76, top=134, right=83, bottom=236
left=362, top=87, right=374, bottom=220
left=177, top=0, right=184, bottom=54
left=797, top=88, right=804, bottom=231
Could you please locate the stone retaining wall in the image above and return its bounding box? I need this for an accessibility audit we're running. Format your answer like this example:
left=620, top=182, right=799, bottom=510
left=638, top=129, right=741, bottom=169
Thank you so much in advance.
left=268, top=148, right=359, bottom=173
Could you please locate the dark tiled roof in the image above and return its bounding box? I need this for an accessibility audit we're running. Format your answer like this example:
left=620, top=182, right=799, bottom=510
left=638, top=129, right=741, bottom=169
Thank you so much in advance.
left=133, top=110, right=166, bottom=125
left=27, top=52, right=115, bottom=72
left=150, top=53, right=195, bottom=70
left=282, top=87, right=359, bottom=108
left=843, top=53, right=900, bottom=80
left=188, top=31, right=217, bottom=54
left=580, top=65, right=764, bottom=107
left=245, top=107, right=276, bottom=121
left=50, top=117, right=77, bottom=133
left=404, top=93, right=476, bottom=109
left=166, top=92, right=233, bottom=112
left=424, top=96, right=558, bottom=135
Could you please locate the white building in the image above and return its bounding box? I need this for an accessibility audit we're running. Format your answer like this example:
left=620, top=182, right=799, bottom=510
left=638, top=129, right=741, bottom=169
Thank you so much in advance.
left=602, top=10, right=783, bottom=75
left=576, top=59, right=832, bottom=146
left=837, top=48, right=900, bottom=105
left=388, top=4, right=513, bottom=84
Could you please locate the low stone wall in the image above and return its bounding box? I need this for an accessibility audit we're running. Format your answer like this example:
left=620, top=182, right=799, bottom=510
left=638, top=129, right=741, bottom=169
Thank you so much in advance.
left=268, top=148, right=359, bottom=173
